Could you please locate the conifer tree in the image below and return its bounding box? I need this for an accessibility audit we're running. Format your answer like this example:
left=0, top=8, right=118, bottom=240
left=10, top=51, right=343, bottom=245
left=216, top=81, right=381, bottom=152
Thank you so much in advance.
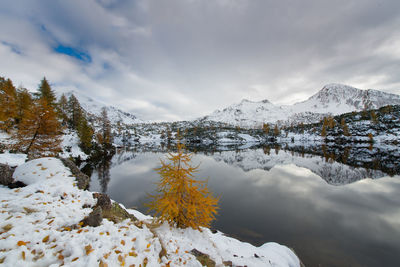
left=341, top=118, right=350, bottom=136
left=273, top=125, right=280, bottom=136
left=16, top=88, right=33, bottom=124
left=57, top=94, right=69, bottom=126
left=37, top=77, right=57, bottom=106
left=370, top=110, right=378, bottom=124
left=15, top=99, right=62, bottom=158
left=67, top=94, right=83, bottom=129
left=96, top=107, right=113, bottom=149
left=0, top=78, right=18, bottom=131
left=321, top=118, right=328, bottom=137
left=262, top=123, right=270, bottom=134
left=77, top=115, right=94, bottom=153
left=147, top=142, right=219, bottom=229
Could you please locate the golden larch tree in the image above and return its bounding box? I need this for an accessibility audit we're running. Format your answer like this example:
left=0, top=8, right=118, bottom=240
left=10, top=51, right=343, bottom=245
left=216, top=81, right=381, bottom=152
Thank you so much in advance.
left=147, top=142, right=218, bottom=229
left=0, top=78, right=18, bottom=131
left=14, top=99, right=63, bottom=158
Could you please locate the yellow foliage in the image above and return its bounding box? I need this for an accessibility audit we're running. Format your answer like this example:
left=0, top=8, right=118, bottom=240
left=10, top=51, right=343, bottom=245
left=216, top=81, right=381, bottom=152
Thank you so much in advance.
left=147, top=142, right=219, bottom=229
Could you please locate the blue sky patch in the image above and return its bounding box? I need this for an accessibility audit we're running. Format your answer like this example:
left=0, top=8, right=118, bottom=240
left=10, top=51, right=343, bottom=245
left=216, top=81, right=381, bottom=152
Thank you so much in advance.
left=54, top=45, right=92, bottom=63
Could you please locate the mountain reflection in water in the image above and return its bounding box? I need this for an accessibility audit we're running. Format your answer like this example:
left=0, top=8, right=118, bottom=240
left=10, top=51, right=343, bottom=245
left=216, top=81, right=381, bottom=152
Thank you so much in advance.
left=88, top=147, right=400, bottom=266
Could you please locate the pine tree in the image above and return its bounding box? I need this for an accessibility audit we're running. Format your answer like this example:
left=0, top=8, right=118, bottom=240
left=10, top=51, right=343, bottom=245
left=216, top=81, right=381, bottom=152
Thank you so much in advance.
left=14, top=99, right=62, bottom=158
left=0, top=78, right=18, bottom=131
left=147, top=142, right=219, bottom=229
left=37, top=77, right=56, bottom=106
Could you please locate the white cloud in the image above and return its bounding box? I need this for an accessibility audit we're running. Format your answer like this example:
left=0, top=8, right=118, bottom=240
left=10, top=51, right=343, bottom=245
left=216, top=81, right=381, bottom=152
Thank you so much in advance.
left=0, top=0, right=400, bottom=121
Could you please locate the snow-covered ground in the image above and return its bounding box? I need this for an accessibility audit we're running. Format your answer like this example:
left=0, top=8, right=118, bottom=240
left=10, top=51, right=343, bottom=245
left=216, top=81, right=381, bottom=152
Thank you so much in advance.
left=0, top=157, right=300, bottom=266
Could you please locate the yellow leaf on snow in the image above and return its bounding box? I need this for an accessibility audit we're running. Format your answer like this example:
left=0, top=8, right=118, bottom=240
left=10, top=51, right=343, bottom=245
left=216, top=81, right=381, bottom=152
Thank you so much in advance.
left=17, top=241, right=27, bottom=246
left=42, top=235, right=50, bottom=243
left=85, top=245, right=94, bottom=255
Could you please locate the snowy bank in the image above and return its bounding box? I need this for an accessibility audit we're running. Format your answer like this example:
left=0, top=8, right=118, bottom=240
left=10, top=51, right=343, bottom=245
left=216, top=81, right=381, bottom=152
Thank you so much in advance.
left=0, top=158, right=300, bottom=266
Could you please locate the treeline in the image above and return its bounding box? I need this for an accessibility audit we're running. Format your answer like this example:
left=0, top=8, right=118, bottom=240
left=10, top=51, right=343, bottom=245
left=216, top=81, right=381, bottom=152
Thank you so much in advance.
left=0, top=76, right=113, bottom=158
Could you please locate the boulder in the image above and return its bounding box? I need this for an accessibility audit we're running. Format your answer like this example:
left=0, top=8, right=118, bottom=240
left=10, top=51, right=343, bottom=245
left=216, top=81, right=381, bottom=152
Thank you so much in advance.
left=81, top=193, right=137, bottom=227
left=0, top=163, right=14, bottom=186
left=59, top=158, right=90, bottom=190
left=81, top=206, right=103, bottom=227
left=0, top=163, right=25, bottom=188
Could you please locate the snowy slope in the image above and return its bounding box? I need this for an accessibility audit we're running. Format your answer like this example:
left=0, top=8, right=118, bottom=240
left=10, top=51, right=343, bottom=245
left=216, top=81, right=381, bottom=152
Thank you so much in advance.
left=0, top=157, right=300, bottom=267
left=205, top=84, right=400, bottom=127
left=64, top=91, right=143, bottom=125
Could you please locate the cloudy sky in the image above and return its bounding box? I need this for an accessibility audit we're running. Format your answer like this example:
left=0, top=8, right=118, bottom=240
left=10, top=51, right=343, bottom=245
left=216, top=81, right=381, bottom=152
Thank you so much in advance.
left=1, top=0, right=400, bottom=121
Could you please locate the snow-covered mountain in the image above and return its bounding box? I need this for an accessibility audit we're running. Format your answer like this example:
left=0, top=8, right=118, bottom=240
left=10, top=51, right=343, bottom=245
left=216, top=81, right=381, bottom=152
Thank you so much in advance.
left=64, top=91, right=143, bottom=125
left=204, top=83, right=400, bottom=127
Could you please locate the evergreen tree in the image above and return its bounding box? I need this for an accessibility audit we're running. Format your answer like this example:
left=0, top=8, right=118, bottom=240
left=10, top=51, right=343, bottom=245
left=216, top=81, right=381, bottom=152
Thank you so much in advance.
left=57, top=94, right=68, bottom=126
left=96, top=107, right=113, bottom=149
left=67, top=94, right=83, bottom=129
left=14, top=99, right=62, bottom=158
left=37, top=77, right=57, bottom=106
left=77, top=115, right=94, bottom=153
left=147, top=142, right=218, bottom=229
left=0, top=78, right=18, bottom=131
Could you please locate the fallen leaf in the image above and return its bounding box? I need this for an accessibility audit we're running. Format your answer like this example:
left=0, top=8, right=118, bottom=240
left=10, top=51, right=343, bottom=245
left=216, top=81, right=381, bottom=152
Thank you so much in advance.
left=17, top=241, right=27, bottom=246
left=85, top=245, right=94, bottom=255
left=42, top=235, right=50, bottom=243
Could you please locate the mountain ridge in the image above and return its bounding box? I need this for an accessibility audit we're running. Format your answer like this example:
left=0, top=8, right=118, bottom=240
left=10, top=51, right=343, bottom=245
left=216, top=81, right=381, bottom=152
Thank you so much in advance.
left=204, top=83, right=400, bottom=127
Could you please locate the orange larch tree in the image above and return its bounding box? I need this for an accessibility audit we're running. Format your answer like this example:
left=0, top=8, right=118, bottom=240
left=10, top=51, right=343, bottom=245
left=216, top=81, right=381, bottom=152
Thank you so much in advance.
left=0, top=77, right=18, bottom=132
left=15, top=98, right=63, bottom=158
left=147, top=142, right=219, bottom=229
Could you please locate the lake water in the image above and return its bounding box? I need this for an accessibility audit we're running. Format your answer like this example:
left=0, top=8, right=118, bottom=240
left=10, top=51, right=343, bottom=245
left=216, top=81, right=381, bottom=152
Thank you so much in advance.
left=89, top=148, right=400, bottom=266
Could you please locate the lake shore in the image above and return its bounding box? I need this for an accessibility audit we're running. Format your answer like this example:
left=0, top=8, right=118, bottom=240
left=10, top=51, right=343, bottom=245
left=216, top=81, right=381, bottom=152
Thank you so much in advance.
left=0, top=156, right=300, bottom=267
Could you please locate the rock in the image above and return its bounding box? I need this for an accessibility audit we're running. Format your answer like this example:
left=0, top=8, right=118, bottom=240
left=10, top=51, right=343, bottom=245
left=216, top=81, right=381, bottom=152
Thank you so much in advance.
left=223, top=261, right=233, bottom=267
left=102, top=202, right=137, bottom=224
left=0, top=163, right=26, bottom=188
left=0, top=163, right=15, bottom=186
left=93, top=193, right=112, bottom=210
left=190, top=249, right=216, bottom=267
left=92, top=193, right=137, bottom=224
left=81, top=206, right=103, bottom=227
left=59, top=158, right=90, bottom=190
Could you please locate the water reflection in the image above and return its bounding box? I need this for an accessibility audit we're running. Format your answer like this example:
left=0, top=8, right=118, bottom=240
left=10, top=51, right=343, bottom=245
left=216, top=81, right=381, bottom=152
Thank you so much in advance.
left=88, top=148, right=400, bottom=266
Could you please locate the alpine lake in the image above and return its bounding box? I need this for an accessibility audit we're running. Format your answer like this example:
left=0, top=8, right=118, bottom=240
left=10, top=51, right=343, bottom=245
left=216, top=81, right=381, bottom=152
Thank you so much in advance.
left=86, top=143, right=400, bottom=267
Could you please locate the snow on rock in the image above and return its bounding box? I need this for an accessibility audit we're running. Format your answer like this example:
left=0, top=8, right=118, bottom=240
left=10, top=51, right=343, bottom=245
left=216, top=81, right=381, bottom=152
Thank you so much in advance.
left=0, top=158, right=300, bottom=266
left=0, top=153, right=27, bottom=167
